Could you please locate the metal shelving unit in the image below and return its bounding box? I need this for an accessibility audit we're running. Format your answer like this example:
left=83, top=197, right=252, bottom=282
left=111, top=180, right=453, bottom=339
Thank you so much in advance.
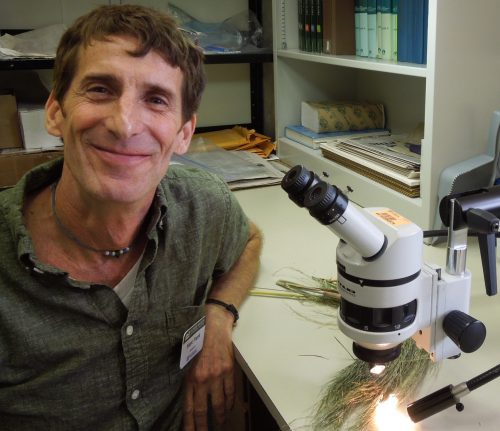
left=1, top=0, right=273, bottom=133
left=0, top=50, right=272, bottom=133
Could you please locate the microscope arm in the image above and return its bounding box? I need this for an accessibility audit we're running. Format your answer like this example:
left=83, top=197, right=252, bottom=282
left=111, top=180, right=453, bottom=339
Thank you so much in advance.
left=407, top=189, right=500, bottom=422
left=440, top=188, right=500, bottom=296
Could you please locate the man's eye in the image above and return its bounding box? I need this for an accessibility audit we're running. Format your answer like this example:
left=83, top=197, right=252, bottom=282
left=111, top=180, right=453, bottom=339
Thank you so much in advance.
left=88, top=86, right=109, bottom=95
left=149, top=96, right=167, bottom=106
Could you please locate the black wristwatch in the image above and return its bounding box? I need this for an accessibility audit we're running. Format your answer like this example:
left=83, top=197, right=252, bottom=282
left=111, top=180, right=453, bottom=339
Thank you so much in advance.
left=205, top=298, right=239, bottom=324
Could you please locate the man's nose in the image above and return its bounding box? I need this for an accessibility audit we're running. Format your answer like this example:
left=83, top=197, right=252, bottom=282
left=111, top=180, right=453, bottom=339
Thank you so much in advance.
left=105, top=96, right=144, bottom=139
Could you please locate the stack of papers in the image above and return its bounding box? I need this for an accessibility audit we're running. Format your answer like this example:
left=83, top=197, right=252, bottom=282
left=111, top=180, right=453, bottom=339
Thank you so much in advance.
left=321, top=134, right=421, bottom=197
left=171, top=148, right=284, bottom=190
left=284, top=124, right=390, bottom=150
left=0, top=25, right=65, bottom=60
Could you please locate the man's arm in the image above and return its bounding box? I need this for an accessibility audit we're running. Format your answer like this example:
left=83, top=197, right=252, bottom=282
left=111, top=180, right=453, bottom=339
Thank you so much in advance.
left=183, top=221, right=263, bottom=431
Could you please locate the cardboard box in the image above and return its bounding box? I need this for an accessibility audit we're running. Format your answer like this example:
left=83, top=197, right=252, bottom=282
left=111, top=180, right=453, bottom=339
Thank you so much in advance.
left=0, top=150, right=63, bottom=188
left=18, top=104, right=62, bottom=150
left=0, top=95, right=23, bottom=150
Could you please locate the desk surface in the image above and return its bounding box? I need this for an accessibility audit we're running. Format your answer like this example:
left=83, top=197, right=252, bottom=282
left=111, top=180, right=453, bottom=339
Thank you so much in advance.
left=233, top=184, right=500, bottom=431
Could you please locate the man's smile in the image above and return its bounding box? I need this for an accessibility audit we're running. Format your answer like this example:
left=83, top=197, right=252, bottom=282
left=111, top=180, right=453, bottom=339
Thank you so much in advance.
left=91, top=144, right=152, bottom=166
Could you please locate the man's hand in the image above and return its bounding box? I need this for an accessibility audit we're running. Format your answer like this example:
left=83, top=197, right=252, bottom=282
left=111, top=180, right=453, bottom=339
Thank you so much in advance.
left=183, top=305, right=235, bottom=431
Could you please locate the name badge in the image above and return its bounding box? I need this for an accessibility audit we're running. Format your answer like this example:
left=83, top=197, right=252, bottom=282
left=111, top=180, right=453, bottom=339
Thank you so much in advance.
left=180, top=316, right=206, bottom=369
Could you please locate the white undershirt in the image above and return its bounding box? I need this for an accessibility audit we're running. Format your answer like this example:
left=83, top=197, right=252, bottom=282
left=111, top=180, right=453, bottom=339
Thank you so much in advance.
left=113, top=254, right=143, bottom=308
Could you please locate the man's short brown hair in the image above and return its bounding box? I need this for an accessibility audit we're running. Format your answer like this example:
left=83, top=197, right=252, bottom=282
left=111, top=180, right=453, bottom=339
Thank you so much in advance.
left=52, top=4, right=206, bottom=123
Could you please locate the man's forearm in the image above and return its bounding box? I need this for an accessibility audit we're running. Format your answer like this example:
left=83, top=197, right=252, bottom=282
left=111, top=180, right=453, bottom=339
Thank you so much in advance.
left=207, top=221, right=263, bottom=310
left=183, top=221, right=262, bottom=430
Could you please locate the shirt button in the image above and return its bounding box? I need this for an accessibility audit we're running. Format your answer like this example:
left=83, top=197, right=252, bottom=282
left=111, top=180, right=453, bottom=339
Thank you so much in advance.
left=126, top=325, right=134, bottom=336
left=131, top=389, right=140, bottom=400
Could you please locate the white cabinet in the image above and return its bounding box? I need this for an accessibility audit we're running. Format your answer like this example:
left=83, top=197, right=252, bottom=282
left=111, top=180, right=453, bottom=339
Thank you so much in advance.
left=272, top=0, right=500, bottom=229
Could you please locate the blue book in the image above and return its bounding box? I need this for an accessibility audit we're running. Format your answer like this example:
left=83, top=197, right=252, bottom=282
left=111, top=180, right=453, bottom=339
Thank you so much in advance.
left=407, top=0, right=428, bottom=64
left=410, top=0, right=423, bottom=63
left=422, top=0, right=428, bottom=64
left=284, top=125, right=390, bottom=149
left=416, top=0, right=425, bottom=64
left=397, top=0, right=410, bottom=63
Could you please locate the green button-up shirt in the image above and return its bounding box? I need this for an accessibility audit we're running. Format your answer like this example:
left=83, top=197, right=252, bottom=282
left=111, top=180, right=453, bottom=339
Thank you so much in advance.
left=0, top=159, right=249, bottom=430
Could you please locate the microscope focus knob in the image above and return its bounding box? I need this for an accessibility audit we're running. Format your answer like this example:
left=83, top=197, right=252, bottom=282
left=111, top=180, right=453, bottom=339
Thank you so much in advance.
left=443, top=310, right=487, bottom=353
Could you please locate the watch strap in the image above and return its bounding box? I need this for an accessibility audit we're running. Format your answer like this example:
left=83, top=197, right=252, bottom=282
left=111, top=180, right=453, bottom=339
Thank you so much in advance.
left=205, top=298, right=239, bottom=324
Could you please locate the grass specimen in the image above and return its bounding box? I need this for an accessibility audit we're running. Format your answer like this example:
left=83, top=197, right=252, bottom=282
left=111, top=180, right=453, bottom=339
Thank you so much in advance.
left=276, top=276, right=341, bottom=307
left=312, top=338, right=434, bottom=431
left=251, top=273, right=436, bottom=430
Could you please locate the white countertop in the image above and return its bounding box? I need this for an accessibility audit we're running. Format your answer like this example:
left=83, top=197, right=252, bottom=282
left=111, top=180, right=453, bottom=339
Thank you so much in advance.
left=233, top=184, right=500, bottom=431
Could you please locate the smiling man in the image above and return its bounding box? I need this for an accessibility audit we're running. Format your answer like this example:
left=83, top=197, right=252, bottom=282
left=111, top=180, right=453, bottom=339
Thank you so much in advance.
left=0, top=5, right=262, bottom=431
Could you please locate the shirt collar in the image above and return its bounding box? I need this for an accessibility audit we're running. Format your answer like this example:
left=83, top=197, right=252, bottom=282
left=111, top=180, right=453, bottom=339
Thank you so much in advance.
left=7, top=157, right=172, bottom=270
left=5, top=158, right=64, bottom=262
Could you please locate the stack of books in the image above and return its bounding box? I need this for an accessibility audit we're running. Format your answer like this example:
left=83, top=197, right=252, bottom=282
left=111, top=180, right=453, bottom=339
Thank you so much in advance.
left=356, top=0, right=398, bottom=60
left=284, top=99, right=390, bottom=150
left=297, top=0, right=429, bottom=65
left=354, top=0, right=428, bottom=64
left=298, top=0, right=355, bottom=54
left=320, top=134, right=421, bottom=197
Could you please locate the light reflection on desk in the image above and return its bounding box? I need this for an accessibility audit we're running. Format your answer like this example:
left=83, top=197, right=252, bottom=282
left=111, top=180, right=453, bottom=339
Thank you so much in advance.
left=375, top=394, right=418, bottom=431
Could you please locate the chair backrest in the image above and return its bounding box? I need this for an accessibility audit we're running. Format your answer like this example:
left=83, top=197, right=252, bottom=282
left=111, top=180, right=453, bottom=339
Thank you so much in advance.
left=429, top=109, right=500, bottom=243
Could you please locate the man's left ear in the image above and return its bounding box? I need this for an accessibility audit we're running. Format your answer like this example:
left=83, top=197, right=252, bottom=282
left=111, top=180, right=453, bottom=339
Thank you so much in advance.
left=174, top=115, right=197, bottom=155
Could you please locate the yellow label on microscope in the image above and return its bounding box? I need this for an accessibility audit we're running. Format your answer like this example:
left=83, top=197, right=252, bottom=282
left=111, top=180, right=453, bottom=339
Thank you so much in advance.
left=372, top=209, right=411, bottom=227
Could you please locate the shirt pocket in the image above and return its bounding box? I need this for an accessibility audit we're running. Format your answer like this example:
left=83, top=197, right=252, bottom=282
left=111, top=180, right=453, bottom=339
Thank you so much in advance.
left=164, top=305, right=205, bottom=382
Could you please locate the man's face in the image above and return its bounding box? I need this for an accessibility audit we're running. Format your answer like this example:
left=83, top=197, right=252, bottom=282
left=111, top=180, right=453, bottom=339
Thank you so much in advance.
left=45, top=35, right=195, bottom=204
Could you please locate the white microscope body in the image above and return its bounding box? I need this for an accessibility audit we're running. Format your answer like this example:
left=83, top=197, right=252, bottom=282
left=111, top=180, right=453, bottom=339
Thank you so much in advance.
left=334, top=206, right=470, bottom=364
left=282, top=165, right=493, bottom=366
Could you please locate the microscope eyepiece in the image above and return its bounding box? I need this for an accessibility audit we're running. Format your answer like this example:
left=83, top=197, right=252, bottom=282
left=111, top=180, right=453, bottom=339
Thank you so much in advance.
left=281, top=165, right=321, bottom=207
left=303, top=182, right=348, bottom=225
left=283, top=165, right=386, bottom=258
